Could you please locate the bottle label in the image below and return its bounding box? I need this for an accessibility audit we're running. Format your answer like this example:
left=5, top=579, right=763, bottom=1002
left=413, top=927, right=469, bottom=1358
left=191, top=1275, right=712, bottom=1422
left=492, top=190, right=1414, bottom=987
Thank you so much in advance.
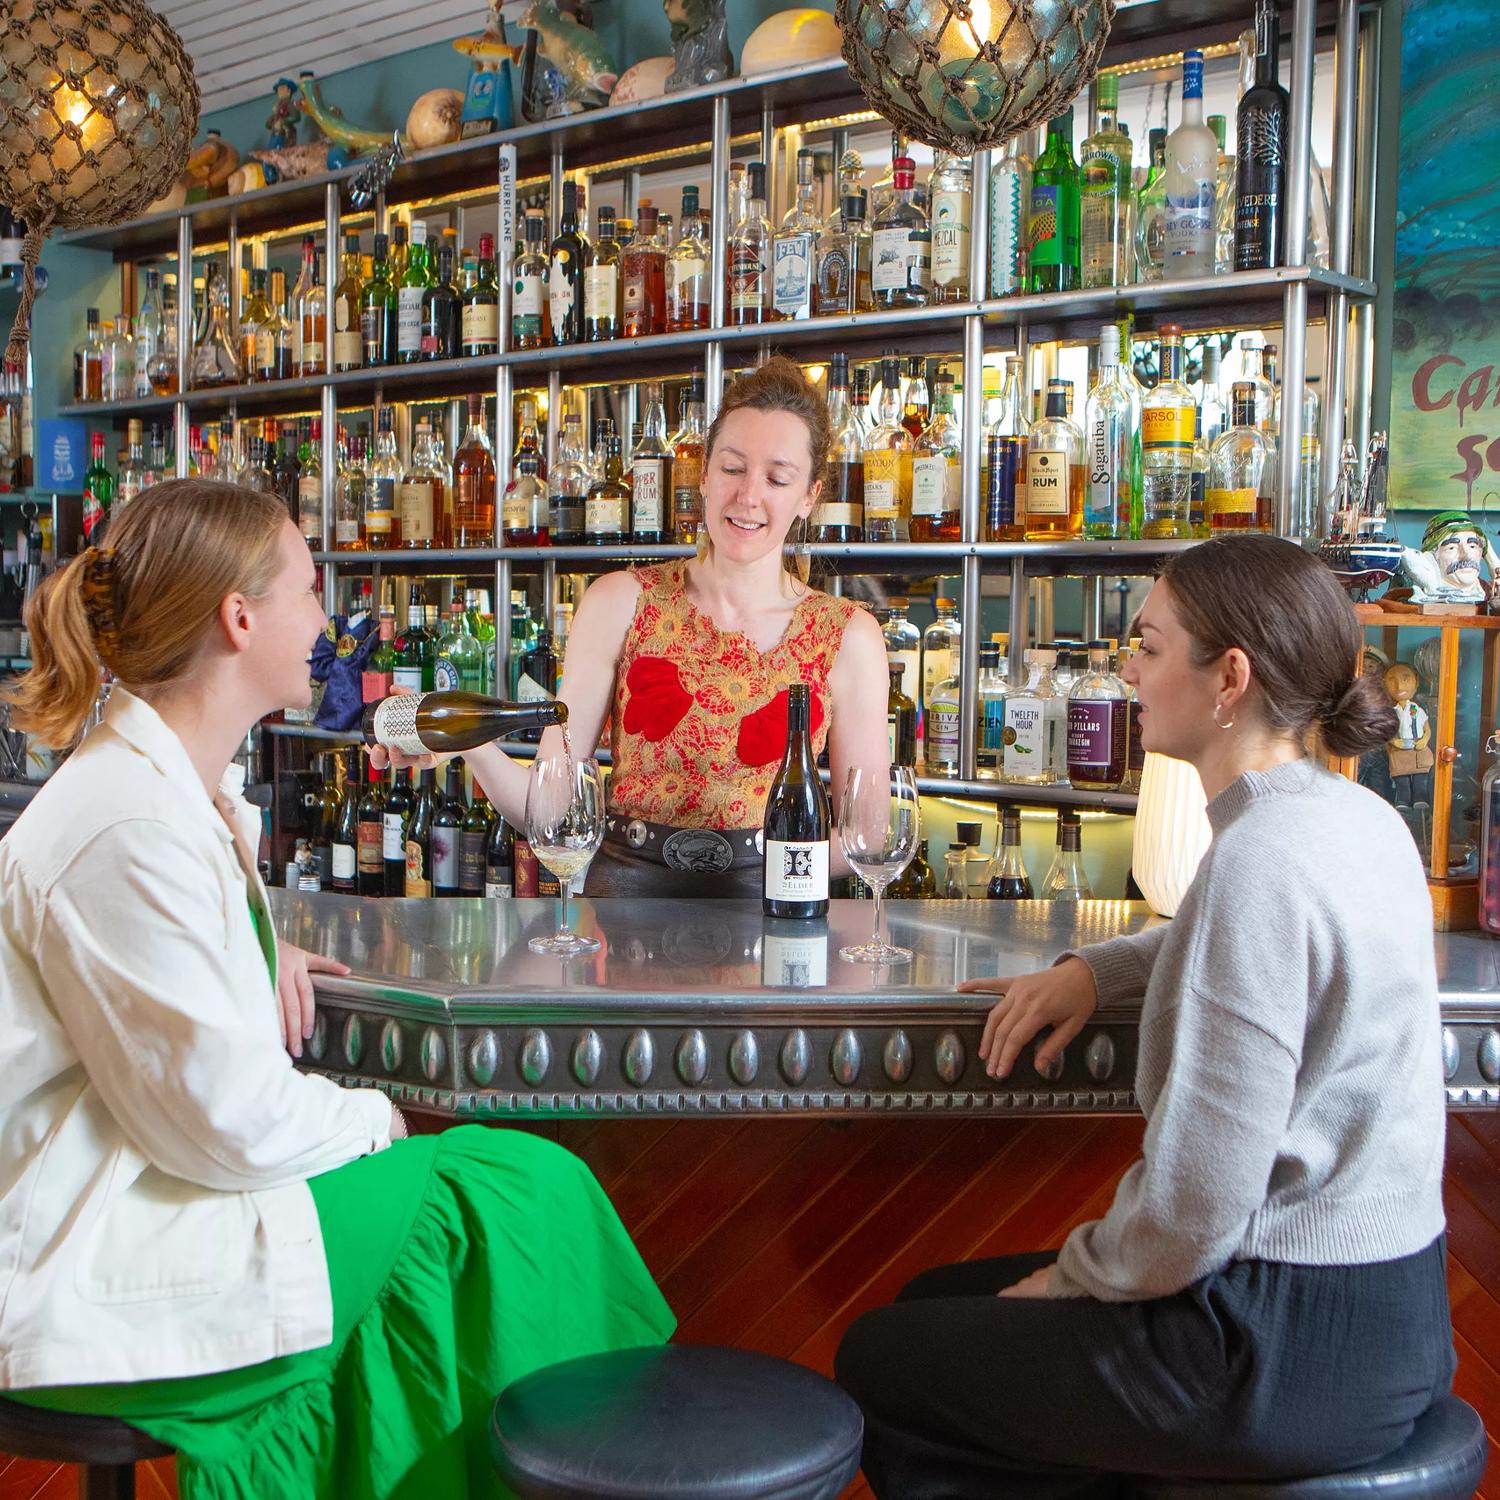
left=371, top=694, right=430, bottom=757
left=1003, top=699, right=1045, bottom=775
left=382, top=811, right=406, bottom=862
left=772, top=233, right=814, bottom=318
left=1067, top=699, right=1121, bottom=781
left=862, top=450, right=903, bottom=519
left=365, top=476, right=395, bottom=539
left=405, top=839, right=431, bottom=898
left=1141, top=407, right=1195, bottom=452
left=334, top=330, right=361, bottom=367
left=990, top=162, right=1028, bottom=296
left=398, top=480, right=434, bottom=541
left=513, top=271, right=544, bottom=338
left=764, top=839, right=830, bottom=903
left=631, top=460, right=664, bottom=530
left=1026, top=450, right=1068, bottom=516
left=548, top=255, right=576, bottom=333
left=463, top=301, right=499, bottom=348
left=460, top=831, right=487, bottom=893
left=332, top=842, right=356, bottom=882
left=434, top=657, right=460, bottom=691
left=931, top=189, right=971, bottom=286
left=585, top=495, right=629, bottom=535
left=1208, top=485, right=1257, bottom=516
left=585, top=265, right=618, bottom=323
left=397, top=287, right=424, bottom=354
left=728, top=244, right=766, bottom=312
left=357, top=821, right=383, bottom=878
left=1029, top=183, right=1062, bottom=267
left=432, top=826, right=460, bottom=889
left=762, top=929, right=828, bottom=988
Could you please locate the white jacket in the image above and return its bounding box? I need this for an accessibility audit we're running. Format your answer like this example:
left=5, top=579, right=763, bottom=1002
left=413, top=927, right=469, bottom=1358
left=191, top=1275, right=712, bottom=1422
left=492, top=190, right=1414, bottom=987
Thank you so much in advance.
left=0, top=688, right=392, bottom=1388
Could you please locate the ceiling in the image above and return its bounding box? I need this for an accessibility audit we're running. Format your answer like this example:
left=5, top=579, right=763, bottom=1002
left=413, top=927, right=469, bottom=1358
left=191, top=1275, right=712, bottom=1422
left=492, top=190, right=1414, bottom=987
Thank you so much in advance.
left=156, top=0, right=478, bottom=115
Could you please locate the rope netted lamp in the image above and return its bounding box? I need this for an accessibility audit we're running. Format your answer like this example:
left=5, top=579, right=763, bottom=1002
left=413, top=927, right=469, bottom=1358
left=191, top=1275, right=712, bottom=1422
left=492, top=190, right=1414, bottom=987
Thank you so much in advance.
left=836, top=0, right=1115, bottom=154
left=0, top=0, right=199, bottom=367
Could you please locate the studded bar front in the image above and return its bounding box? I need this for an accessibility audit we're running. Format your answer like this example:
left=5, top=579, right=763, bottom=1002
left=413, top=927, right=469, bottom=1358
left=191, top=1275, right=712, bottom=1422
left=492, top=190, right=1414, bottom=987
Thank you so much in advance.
left=268, top=893, right=1500, bottom=1117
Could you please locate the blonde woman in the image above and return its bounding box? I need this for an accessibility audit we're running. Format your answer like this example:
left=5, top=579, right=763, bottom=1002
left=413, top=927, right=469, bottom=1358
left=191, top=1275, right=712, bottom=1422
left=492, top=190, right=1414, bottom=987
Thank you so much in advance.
left=0, top=480, right=673, bottom=1498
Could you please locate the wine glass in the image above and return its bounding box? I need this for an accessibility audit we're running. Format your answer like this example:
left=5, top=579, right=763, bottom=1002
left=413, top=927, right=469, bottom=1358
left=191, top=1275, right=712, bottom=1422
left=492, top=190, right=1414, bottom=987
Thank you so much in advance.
left=837, top=766, right=919, bottom=964
left=525, top=751, right=605, bottom=956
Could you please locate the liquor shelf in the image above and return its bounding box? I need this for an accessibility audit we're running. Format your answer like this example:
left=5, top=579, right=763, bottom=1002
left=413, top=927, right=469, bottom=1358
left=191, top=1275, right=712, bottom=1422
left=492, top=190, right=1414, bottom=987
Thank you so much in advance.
left=270, top=891, right=1500, bottom=1119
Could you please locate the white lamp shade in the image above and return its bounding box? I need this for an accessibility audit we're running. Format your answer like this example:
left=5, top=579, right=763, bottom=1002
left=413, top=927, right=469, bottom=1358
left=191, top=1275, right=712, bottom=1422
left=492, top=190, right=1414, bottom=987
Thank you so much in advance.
left=1132, top=752, right=1213, bottom=918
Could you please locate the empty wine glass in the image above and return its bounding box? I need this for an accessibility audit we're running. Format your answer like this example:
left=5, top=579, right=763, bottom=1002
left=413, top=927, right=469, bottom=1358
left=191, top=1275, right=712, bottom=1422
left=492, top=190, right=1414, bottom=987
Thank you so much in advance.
left=525, top=751, right=605, bottom=956
left=837, top=765, right=919, bottom=964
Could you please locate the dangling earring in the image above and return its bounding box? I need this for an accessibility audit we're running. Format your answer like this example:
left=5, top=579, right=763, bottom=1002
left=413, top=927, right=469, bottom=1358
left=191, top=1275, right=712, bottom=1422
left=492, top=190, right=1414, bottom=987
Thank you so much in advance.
left=1213, top=702, right=1236, bottom=730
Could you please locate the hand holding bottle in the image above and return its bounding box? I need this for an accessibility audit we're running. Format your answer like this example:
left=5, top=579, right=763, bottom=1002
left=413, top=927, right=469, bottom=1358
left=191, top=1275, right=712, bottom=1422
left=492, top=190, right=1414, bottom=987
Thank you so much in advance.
left=960, top=955, right=1098, bottom=1079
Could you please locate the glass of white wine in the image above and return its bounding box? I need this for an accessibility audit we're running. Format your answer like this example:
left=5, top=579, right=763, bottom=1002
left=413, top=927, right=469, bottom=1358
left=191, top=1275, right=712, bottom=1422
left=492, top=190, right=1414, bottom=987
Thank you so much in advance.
left=525, top=750, right=605, bottom=956
left=837, top=765, right=919, bottom=964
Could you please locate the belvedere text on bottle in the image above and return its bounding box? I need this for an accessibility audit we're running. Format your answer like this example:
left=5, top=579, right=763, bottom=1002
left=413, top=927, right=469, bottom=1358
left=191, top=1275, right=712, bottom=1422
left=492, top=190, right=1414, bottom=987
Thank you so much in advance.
left=364, top=691, right=567, bottom=755
left=762, top=683, right=831, bottom=919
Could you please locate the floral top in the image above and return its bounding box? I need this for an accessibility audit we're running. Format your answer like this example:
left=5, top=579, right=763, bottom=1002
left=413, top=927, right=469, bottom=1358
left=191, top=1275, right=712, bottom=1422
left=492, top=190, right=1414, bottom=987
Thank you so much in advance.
left=608, top=562, right=859, bottom=828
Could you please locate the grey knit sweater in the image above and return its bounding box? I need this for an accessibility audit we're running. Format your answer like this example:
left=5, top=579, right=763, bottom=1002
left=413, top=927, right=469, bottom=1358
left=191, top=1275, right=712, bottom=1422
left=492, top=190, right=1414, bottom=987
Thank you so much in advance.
left=1051, top=757, right=1447, bottom=1302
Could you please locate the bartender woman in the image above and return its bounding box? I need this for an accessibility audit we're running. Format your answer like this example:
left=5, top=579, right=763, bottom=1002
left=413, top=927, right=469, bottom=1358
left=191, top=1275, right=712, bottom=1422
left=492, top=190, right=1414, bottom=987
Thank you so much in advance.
left=382, top=357, right=891, bottom=895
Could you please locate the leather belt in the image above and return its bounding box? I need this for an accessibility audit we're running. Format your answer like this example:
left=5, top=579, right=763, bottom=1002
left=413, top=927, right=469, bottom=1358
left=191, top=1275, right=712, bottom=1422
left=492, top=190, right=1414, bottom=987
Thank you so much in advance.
left=604, top=814, right=764, bottom=873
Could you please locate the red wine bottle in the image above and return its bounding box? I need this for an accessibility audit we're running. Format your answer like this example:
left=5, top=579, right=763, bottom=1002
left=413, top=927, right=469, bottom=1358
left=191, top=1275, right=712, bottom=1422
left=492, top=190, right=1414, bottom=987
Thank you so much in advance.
left=762, top=683, right=830, bottom=919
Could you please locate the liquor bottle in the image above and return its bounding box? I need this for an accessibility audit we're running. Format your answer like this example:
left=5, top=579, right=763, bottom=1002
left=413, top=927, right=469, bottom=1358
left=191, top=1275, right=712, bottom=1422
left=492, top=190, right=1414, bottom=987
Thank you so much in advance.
left=462, top=233, right=501, bottom=356
left=1029, top=111, right=1080, bottom=293
left=814, top=192, right=870, bottom=315
left=485, top=810, right=516, bottom=897
left=404, top=768, right=437, bottom=897
left=924, top=667, right=961, bottom=776
left=192, top=264, right=243, bottom=387
left=74, top=307, right=103, bottom=402
left=360, top=232, right=397, bottom=366
left=987, top=807, right=1034, bottom=899
left=398, top=420, right=442, bottom=549
left=1208, top=381, right=1276, bottom=532
left=671, top=378, right=707, bottom=543
left=584, top=207, right=621, bottom=341
left=1083, top=322, right=1141, bottom=539
left=813, top=353, right=863, bottom=543
left=1234, top=0, right=1290, bottom=271
left=1067, top=643, right=1128, bottom=789
left=381, top=767, right=413, bottom=897
left=362, top=608, right=397, bottom=702
left=984, top=354, right=1028, bottom=542
left=289, top=233, right=316, bottom=370
left=1135, top=128, right=1168, bottom=282
left=420, top=245, right=461, bottom=361
left=452, top=392, right=496, bottom=548
left=664, top=188, right=710, bottom=331
left=299, top=250, right=327, bottom=376
left=727, top=161, right=771, bottom=325
left=1141, top=323, right=1196, bottom=537
left=363, top=690, right=567, bottom=754
left=975, top=643, right=1008, bottom=778
left=333, top=233, right=364, bottom=371
left=435, top=602, right=487, bottom=692
left=1164, top=50, right=1219, bottom=279
left=622, top=202, right=667, bottom=337
left=241, top=268, right=274, bottom=382
left=504, top=451, right=549, bottom=546
left=1024, top=378, right=1084, bottom=541
left=929, top=151, right=973, bottom=302
left=871, top=156, right=931, bottom=309
left=901, top=355, right=930, bottom=439
left=585, top=433, right=630, bottom=546
left=549, top=180, right=586, bottom=345
left=910, top=372, right=962, bottom=543
left=392, top=586, right=434, bottom=694
left=459, top=787, right=493, bottom=897
left=862, top=352, right=912, bottom=543
left=882, top=598, right=920, bottom=706
left=365, top=406, right=401, bottom=548
left=762, top=682, right=830, bottom=920
left=1042, top=811, right=1092, bottom=900
left=513, top=213, right=551, bottom=349
left=133, top=268, right=161, bottom=398
left=631, top=382, right=671, bottom=544
left=1080, top=74, right=1133, bottom=289
left=397, top=220, right=432, bottom=363
left=989, top=135, right=1032, bottom=297
left=354, top=757, right=386, bottom=897
left=1001, top=648, right=1061, bottom=785
left=886, top=660, right=917, bottom=768
left=431, top=761, right=466, bottom=897
left=921, top=597, right=962, bottom=725
left=772, top=148, right=819, bottom=321
left=296, top=417, right=322, bottom=550
left=82, top=432, right=113, bottom=542
left=549, top=412, right=588, bottom=546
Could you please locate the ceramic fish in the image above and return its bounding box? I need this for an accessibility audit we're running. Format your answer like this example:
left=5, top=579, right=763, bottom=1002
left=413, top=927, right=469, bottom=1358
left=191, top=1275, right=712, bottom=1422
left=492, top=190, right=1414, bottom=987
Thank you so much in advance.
left=503, top=0, right=618, bottom=105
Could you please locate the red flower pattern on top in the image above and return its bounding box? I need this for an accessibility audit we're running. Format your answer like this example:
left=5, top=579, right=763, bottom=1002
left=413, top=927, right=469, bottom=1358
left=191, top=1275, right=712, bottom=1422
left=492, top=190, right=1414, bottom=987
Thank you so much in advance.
left=609, top=563, right=857, bottom=828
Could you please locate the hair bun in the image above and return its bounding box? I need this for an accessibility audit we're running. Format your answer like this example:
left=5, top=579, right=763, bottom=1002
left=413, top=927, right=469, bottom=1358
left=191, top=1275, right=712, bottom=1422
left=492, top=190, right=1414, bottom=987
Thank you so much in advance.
left=1321, top=670, right=1398, bottom=759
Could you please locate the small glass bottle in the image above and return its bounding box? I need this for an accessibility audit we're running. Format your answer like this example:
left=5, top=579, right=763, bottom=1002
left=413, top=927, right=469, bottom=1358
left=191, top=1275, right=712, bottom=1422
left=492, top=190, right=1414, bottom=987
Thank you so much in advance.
left=987, top=806, right=1034, bottom=898
left=585, top=207, right=621, bottom=341
left=1024, top=378, right=1084, bottom=541
left=666, top=188, right=710, bottom=332
left=622, top=201, right=667, bottom=337
left=1066, top=643, right=1128, bottom=790
left=1042, top=812, right=1093, bottom=901
left=452, top=392, right=496, bottom=548
left=984, top=354, right=1028, bottom=542
left=1000, top=648, right=1061, bottom=786
left=671, top=378, right=707, bottom=543
left=871, top=156, right=931, bottom=309
left=814, top=353, right=863, bottom=543
left=975, top=643, right=1009, bottom=779
left=771, top=148, right=819, bottom=321
left=1141, top=323, right=1197, bottom=538
left=503, top=451, right=549, bottom=547
left=726, top=161, right=771, bottom=325
left=928, top=151, right=973, bottom=303
left=548, top=412, right=589, bottom=546
left=910, top=372, right=962, bottom=543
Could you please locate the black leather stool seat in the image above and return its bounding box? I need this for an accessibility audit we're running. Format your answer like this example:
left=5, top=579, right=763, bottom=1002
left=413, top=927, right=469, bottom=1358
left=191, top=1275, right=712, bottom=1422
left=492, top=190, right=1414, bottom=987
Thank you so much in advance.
left=1131, top=1397, right=1487, bottom=1500
left=491, top=1345, right=865, bottom=1500
left=0, top=1396, right=172, bottom=1466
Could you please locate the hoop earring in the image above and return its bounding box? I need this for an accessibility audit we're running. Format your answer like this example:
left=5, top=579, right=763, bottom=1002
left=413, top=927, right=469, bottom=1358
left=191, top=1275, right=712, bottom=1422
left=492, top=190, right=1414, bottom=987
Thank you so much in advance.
left=1213, top=703, right=1236, bottom=731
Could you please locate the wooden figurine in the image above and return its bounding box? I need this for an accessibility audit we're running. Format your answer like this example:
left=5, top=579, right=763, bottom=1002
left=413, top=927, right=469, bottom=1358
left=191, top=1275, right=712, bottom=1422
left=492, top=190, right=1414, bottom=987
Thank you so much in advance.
left=1382, top=662, right=1433, bottom=809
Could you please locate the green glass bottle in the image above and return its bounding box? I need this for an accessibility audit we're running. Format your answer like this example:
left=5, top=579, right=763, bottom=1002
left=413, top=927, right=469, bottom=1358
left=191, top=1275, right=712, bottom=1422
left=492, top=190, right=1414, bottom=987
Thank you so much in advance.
left=1028, top=110, right=1080, bottom=294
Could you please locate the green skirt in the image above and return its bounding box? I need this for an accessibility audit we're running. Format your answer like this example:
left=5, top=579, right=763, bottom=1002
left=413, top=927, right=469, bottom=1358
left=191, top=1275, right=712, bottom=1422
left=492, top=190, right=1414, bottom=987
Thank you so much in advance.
left=16, top=1125, right=676, bottom=1498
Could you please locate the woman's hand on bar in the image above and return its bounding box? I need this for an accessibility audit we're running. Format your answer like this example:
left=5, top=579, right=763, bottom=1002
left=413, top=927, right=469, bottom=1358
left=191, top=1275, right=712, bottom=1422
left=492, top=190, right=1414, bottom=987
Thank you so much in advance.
left=275, top=941, right=350, bottom=1060
left=961, top=957, right=1099, bottom=1081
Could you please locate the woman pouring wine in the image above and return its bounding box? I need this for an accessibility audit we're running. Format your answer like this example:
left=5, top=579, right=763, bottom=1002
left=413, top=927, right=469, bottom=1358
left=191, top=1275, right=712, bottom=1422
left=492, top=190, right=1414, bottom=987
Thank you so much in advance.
left=374, top=357, right=892, bottom=900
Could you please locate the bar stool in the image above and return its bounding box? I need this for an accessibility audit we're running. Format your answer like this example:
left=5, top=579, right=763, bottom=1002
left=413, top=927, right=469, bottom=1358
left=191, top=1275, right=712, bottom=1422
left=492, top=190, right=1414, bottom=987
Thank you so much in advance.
left=491, top=1345, right=864, bottom=1499
left=1130, top=1396, right=1487, bottom=1500
left=0, top=1396, right=173, bottom=1499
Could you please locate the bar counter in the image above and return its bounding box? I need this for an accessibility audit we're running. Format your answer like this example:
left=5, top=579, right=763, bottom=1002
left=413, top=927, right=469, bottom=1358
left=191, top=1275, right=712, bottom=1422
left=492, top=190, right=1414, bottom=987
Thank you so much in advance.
left=271, top=894, right=1500, bottom=1116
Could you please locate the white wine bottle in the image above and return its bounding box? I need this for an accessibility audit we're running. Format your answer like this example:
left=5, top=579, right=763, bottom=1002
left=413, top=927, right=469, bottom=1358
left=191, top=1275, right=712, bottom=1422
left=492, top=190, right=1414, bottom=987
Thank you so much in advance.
left=364, top=691, right=567, bottom=756
left=761, top=683, right=830, bottom=920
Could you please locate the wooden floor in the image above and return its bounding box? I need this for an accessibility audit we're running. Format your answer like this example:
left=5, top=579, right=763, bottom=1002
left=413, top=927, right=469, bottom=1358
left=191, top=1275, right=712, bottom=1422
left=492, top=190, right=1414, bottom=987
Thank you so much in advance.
left=3, top=1113, right=1498, bottom=1499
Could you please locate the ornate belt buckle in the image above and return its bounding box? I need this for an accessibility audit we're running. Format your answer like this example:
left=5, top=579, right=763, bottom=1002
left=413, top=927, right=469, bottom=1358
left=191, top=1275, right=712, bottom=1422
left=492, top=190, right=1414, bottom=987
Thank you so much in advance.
left=661, top=827, right=735, bottom=873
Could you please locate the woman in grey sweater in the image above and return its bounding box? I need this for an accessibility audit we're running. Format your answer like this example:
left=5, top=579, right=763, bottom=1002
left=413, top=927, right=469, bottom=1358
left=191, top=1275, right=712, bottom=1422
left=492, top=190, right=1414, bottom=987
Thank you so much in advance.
left=837, top=536, right=1453, bottom=1499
